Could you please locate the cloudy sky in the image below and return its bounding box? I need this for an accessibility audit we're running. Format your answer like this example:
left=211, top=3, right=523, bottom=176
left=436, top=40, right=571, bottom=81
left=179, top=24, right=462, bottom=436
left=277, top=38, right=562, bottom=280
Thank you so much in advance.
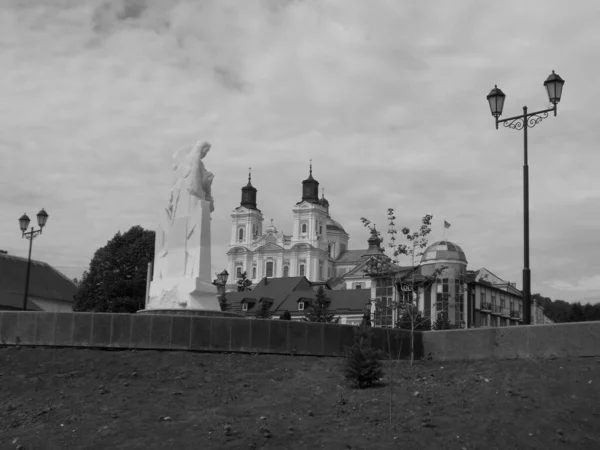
left=1, top=0, right=599, bottom=304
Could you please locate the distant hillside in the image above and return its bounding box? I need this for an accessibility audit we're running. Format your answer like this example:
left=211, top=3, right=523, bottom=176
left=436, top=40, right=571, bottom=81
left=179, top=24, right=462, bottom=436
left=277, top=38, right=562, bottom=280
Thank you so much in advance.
left=533, top=293, right=600, bottom=323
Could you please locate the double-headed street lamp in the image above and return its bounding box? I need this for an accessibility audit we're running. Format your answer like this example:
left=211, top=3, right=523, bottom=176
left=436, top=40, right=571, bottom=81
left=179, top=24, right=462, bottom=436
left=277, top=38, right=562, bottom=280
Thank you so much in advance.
left=486, top=71, right=565, bottom=325
left=18, top=209, right=49, bottom=311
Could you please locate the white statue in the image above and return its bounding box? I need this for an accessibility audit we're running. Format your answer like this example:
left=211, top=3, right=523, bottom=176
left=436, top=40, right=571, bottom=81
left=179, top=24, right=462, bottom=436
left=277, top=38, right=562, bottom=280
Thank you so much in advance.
left=146, top=140, right=219, bottom=311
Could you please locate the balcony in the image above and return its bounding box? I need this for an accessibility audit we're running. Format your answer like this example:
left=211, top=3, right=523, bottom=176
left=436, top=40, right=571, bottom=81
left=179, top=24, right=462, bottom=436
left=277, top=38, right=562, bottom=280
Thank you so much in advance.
left=501, top=308, right=511, bottom=318
left=491, top=304, right=502, bottom=315
left=480, top=302, right=491, bottom=312
left=509, top=310, right=520, bottom=319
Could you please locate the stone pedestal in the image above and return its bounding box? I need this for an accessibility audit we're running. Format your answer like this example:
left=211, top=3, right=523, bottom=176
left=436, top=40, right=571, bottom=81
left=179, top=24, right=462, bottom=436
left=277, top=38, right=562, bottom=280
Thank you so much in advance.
left=145, top=198, right=220, bottom=311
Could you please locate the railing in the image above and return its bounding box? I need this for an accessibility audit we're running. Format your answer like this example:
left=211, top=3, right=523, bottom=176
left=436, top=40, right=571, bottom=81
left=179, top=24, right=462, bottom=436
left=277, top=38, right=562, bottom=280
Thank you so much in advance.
left=480, top=302, right=491, bottom=311
left=509, top=310, right=520, bottom=319
left=491, top=304, right=502, bottom=314
left=501, top=308, right=511, bottom=318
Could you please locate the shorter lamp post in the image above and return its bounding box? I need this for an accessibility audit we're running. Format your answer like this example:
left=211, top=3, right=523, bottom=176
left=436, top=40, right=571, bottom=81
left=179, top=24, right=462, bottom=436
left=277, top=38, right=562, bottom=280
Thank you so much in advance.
left=213, top=269, right=229, bottom=311
left=486, top=71, right=565, bottom=325
left=18, top=209, right=49, bottom=311
left=213, top=269, right=229, bottom=293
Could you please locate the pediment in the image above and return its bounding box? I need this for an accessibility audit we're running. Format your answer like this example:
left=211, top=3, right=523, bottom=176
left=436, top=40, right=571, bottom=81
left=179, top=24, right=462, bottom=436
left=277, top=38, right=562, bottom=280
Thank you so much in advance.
left=227, top=246, right=250, bottom=255
left=256, top=242, right=284, bottom=252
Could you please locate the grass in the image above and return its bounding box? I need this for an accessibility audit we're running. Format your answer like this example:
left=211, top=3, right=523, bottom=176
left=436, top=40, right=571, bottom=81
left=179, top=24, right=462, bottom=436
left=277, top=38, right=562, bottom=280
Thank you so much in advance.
left=1, top=346, right=599, bottom=449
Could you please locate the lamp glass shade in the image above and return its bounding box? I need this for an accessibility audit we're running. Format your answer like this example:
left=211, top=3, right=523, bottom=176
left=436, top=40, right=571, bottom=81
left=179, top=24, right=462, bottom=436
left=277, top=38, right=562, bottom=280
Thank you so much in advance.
left=217, top=270, right=229, bottom=285
left=486, top=85, right=506, bottom=118
left=19, top=214, right=31, bottom=232
left=36, top=208, right=49, bottom=228
left=544, top=71, right=565, bottom=104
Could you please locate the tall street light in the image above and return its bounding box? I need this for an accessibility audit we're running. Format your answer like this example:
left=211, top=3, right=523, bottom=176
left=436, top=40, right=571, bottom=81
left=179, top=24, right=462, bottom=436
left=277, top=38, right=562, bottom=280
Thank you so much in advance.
left=486, top=71, right=565, bottom=325
left=18, top=209, right=49, bottom=311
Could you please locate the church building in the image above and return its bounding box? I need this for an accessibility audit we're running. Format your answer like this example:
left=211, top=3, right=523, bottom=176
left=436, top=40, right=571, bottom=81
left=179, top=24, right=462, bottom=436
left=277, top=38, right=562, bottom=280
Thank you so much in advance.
left=226, top=166, right=373, bottom=290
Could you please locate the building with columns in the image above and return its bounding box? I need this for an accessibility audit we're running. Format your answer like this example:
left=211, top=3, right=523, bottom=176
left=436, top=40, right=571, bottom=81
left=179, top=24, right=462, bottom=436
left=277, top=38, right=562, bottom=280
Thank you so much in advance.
left=226, top=166, right=376, bottom=290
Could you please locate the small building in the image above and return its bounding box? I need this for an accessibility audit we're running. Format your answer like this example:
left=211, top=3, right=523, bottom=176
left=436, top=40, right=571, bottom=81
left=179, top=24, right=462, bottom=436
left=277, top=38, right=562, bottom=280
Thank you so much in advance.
left=0, top=251, right=76, bottom=312
left=225, top=276, right=370, bottom=324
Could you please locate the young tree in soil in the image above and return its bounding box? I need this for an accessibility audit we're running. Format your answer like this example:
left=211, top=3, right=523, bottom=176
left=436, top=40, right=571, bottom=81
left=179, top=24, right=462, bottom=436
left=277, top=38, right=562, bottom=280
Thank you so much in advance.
left=303, top=286, right=340, bottom=323
left=73, top=225, right=155, bottom=313
left=342, top=326, right=383, bottom=389
left=362, top=211, right=435, bottom=365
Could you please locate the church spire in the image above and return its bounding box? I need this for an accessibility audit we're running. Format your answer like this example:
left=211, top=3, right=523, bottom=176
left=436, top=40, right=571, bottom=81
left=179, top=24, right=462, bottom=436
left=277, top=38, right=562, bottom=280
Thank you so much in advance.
left=301, top=160, right=319, bottom=203
left=240, top=167, right=258, bottom=209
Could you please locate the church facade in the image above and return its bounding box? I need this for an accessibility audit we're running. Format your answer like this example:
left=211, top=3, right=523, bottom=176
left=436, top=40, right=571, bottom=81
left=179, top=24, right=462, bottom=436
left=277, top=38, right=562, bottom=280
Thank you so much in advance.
left=226, top=167, right=374, bottom=289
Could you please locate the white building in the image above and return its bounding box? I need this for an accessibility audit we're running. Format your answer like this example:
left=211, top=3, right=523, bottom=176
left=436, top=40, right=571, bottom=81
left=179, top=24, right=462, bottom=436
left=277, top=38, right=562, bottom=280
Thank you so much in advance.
left=226, top=167, right=379, bottom=290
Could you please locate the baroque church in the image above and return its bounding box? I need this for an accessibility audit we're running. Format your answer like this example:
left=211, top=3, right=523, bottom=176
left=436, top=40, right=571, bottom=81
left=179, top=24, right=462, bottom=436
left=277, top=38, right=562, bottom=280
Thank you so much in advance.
left=226, top=166, right=375, bottom=290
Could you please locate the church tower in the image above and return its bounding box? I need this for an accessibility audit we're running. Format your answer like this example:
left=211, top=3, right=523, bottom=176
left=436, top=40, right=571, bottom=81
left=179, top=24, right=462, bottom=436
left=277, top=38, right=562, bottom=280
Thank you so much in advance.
left=230, top=169, right=264, bottom=249
left=291, top=162, right=329, bottom=280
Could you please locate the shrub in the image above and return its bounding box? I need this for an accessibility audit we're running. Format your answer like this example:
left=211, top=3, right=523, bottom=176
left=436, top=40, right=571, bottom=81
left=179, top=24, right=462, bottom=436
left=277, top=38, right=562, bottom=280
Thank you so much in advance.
left=279, top=310, right=292, bottom=320
left=342, top=327, right=383, bottom=389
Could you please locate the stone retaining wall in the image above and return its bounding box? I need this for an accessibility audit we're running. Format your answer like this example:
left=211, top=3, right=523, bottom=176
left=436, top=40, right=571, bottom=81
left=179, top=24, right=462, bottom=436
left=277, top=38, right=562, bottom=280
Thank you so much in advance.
left=422, top=321, right=600, bottom=361
left=0, top=312, right=417, bottom=359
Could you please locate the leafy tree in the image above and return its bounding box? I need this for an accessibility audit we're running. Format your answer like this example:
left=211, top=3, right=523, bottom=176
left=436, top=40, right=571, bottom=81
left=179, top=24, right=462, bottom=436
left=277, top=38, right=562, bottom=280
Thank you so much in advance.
left=342, top=326, right=383, bottom=389
left=73, top=226, right=155, bottom=313
left=432, top=315, right=452, bottom=330
left=237, top=271, right=253, bottom=292
left=533, top=293, right=600, bottom=323
left=303, top=286, right=340, bottom=323
left=279, top=310, right=292, bottom=320
left=218, top=293, right=230, bottom=312
left=397, top=307, right=431, bottom=331
left=255, top=301, right=273, bottom=319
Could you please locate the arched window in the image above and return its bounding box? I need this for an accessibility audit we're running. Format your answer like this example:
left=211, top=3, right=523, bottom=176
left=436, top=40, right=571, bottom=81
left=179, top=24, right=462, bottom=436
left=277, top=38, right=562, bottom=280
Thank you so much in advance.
left=283, top=266, right=289, bottom=278
left=266, top=261, right=274, bottom=277
left=252, top=266, right=257, bottom=279
left=301, top=223, right=307, bottom=234
left=299, top=264, right=305, bottom=277
left=238, top=227, right=244, bottom=241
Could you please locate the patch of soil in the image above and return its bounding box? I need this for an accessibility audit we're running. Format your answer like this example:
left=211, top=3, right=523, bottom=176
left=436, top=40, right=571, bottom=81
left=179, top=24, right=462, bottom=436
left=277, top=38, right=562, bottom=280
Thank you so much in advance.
left=0, top=347, right=599, bottom=449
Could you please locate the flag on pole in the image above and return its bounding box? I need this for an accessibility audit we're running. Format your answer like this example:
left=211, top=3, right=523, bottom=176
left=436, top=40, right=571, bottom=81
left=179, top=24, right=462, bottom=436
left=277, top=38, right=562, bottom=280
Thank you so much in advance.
left=444, top=221, right=451, bottom=229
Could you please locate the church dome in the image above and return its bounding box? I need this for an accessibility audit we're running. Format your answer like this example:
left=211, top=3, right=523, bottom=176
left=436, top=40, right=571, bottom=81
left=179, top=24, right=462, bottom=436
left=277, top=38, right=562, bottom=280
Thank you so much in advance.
left=420, top=241, right=467, bottom=265
left=326, top=217, right=346, bottom=233
left=265, top=219, right=277, bottom=234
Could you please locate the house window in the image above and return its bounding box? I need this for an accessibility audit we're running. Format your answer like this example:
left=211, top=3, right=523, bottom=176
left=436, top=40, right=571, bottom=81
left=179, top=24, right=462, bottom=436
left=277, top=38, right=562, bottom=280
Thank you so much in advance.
left=252, top=266, right=257, bottom=279
left=301, top=223, right=307, bottom=234
left=374, top=278, right=393, bottom=327
left=253, top=224, right=258, bottom=237
left=236, top=266, right=243, bottom=278
left=266, top=261, right=274, bottom=277
left=283, top=266, right=289, bottom=277
left=319, top=261, right=324, bottom=280
left=299, top=264, right=305, bottom=276
left=355, top=283, right=363, bottom=290
left=298, top=302, right=304, bottom=311
left=319, top=224, right=323, bottom=234
left=242, top=303, right=248, bottom=311
left=238, top=227, right=244, bottom=241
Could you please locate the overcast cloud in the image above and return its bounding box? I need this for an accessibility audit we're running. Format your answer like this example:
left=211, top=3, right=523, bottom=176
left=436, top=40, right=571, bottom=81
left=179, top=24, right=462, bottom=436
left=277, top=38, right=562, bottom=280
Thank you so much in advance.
left=1, top=0, right=599, bottom=303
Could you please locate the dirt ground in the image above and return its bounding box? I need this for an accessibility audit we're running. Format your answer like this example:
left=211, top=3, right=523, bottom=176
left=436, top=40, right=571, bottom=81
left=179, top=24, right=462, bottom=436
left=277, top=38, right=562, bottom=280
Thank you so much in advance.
left=0, top=346, right=599, bottom=450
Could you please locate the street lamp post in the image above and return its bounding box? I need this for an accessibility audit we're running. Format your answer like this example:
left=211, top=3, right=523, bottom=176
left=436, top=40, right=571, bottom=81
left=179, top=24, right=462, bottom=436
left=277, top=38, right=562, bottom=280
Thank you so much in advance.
left=486, top=71, right=565, bottom=325
left=18, top=209, right=49, bottom=311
